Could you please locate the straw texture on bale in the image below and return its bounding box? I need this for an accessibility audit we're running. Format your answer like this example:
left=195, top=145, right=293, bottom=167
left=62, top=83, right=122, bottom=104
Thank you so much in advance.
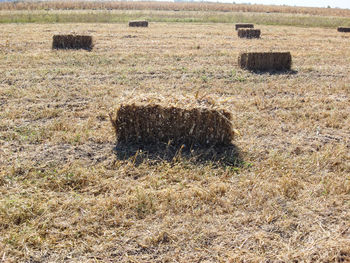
left=238, top=29, right=261, bottom=38
left=337, top=27, right=350, bottom=32
left=52, top=35, right=93, bottom=50
left=235, top=23, right=254, bottom=30
left=238, top=52, right=292, bottom=71
left=129, top=20, right=149, bottom=27
left=111, top=104, right=233, bottom=146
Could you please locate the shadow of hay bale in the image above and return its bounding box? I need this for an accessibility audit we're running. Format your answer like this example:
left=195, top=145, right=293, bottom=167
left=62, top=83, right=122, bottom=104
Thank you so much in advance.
left=52, top=35, right=93, bottom=51
left=113, top=141, right=243, bottom=167
left=251, top=69, right=298, bottom=75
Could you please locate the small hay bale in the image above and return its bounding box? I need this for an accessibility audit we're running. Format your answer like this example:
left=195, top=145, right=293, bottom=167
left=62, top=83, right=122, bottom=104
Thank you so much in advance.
left=110, top=103, right=233, bottom=146
left=235, top=23, right=254, bottom=30
left=238, top=52, right=292, bottom=71
left=238, top=29, right=261, bottom=39
left=52, top=35, right=93, bottom=50
left=129, top=20, right=149, bottom=27
left=337, top=27, right=350, bottom=32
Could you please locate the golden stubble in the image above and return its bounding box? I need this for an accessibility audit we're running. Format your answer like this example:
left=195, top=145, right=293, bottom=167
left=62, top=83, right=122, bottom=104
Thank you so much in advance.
left=0, top=22, right=349, bottom=262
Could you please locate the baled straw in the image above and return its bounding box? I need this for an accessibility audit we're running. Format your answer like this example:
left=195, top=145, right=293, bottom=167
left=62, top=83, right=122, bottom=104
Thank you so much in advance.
left=235, top=23, right=254, bottom=30
left=129, top=20, right=149, bottom=27
left=52, top=35, right=93, bottom=50
left=337, top=27, right=350, bottom=32
left=110, top=98, right=233, bottom=146
left=238, top=52, right=292, bottom=71
left=238, top=29, right=261, bottom=38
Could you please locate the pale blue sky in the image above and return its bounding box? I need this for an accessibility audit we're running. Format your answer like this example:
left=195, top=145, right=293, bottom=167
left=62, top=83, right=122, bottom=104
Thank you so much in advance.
left=229, top=0, right=350, bottom=9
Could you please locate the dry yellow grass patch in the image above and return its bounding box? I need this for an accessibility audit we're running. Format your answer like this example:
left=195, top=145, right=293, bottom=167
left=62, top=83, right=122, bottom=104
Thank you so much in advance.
left=0, top=23, right=349, bottom=262
left=1, top=1, right=350, bottom=18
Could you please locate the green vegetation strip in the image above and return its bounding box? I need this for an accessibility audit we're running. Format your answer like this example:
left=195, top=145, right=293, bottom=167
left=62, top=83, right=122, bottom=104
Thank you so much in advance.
left=0, top=10, right=350, bottom=28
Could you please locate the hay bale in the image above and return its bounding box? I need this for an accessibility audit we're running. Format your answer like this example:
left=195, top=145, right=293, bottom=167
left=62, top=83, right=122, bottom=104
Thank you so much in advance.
left=129, top=20, right=148, bottom=27
left=238, top=29, right=261, bottom=39
left=238, top=52, right=292, bottom=71
left=52, top=35, right=93, bottom=50
left=235, top=23, right=254, bottom=30
left=110, top=103, right=233, bottom=146
left=337, top=27, right=350, bottom=32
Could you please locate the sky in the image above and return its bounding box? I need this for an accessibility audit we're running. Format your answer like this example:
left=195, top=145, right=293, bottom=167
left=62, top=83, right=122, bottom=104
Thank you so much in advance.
left=228, top=0, right=350, bottom=9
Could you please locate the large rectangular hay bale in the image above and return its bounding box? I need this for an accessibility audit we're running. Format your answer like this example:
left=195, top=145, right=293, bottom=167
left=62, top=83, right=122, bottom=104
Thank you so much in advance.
left=235, top=23, right=254, bottom=30
left=337, top=27, right=350, bottom=32
left=129, top=20, right=149, bottom=27
left=238, top=52, right=292, bottom=71
left=238, top=29, right=261, bottom=39
left=111, top=104, right=233, bottom=146
left=52, top=35, right=93, bottom=50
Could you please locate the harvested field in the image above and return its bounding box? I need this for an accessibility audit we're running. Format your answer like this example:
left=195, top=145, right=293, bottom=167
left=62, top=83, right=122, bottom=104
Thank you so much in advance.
left=235, top=23, right=254, bottom=30
left=52, top=34, right=93, bottom=50
left=129, top=20, right=148, bottom=27
left=238, top=51, right=292, bottom=71
left=238, top=28, right=261, bottom=38
left=338, top=26, right=350, bottom=32
left=0, top=22, right=350, bottom=263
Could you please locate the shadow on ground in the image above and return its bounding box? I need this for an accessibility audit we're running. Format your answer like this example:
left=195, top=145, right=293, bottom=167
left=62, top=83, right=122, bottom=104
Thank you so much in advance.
left=251, top=69, right=298, bottom=75
left=113, top=142, right=243, bottom=167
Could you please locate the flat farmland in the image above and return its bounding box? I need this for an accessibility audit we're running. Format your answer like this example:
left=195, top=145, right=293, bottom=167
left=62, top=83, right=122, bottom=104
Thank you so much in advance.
left=0, top=22, right=349, bottom=262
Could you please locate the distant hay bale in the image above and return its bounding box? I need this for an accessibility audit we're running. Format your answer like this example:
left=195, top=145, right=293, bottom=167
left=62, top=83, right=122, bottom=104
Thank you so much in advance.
left=238, top=29, right=261, bottom=38
left=110, top=103, right=233, bottom=146
left=337, top=27, right=350, bottom=32
left=129, top=20, right=149, bottom=27
left=238, top=52, right=292, bottom=71
left=235, top=23, right=254, bottom=30
left=52, top=35, right=93, bottom=50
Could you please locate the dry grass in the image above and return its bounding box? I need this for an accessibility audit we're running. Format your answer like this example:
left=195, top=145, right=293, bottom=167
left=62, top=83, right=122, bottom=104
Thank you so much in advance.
left=0, top=22, right=350, bottom=262
left=1, top=1, right=350, bottom=17
left=0, top=9, right=349, bottom=28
